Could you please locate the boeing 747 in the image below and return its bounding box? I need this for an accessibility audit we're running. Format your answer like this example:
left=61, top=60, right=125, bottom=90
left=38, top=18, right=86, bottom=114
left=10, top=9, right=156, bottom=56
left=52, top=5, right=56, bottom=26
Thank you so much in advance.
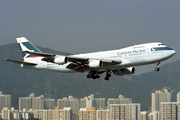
left=5, top=37, right=176, bottom=80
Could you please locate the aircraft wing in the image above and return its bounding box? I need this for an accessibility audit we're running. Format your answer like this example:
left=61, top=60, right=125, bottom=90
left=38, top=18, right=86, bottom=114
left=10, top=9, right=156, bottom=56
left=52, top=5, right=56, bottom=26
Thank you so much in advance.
left=21, top=51, right=122, bottom=72
left=20, top=51, right=55, bottom=57
left=66, top=56, right=122, bottom=72
left=4, top=59, right=37, bottom=65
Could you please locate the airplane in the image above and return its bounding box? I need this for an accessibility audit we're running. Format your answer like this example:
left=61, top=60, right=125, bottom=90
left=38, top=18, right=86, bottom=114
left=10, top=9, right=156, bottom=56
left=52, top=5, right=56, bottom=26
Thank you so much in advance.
left=5, top=37, right=176, bottom=81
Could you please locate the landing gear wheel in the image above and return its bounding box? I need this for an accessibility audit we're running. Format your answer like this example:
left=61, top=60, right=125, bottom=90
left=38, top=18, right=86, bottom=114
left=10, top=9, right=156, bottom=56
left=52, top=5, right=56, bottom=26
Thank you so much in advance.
left=86, top=75, right=91, bottom=78
left=104, top=77, right=109, bottom=81
left=86, top=71, right=100, bottom=79
left=107, top=74, right=111, bottom=77
left=96, top=75, right=100, bottom=78
left=155, top=67, right=160, bottom=71
left=92, top=76, right=97, bottom=79
left=155, top=62, right=160, bottom=71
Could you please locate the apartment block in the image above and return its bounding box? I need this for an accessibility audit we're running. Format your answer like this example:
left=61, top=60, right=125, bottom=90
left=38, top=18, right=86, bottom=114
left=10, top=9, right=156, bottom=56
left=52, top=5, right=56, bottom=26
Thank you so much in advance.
left=0, top=91, right=11, bottom=111
left=94, top=98, right=106, bottom=109
left=32, top=95, right=44, bottom=110
left=96, top=109, right=109, bottom=120
left=151, top=87, right=172, bottom=112
left=160, top=102, right=180, bottom=120
left=177, top=92, right=180, bottom=102
left=1, top=107, right=10, bottom=120
left=109, top=103, right=140, bottom=120
left=19, top=93, right=46, bottom=111
left=44, top=99, right=55, bottom=109
left=107, top=94, right=132, bottom=108
left=79, top=108, right=89, bottom=120
left=57, top=97, right=70, bottom=108
left=34, top=109, right=58, bottom=120
left=57, top=96, right=80, bottom=114
left=140, top=111, right=148, bottom=120
left=60, top=107, right=72, bottom=120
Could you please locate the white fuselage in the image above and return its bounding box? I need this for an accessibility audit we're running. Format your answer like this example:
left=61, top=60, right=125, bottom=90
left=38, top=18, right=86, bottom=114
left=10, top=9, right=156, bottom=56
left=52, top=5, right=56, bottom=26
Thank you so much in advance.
left=21, top=42, right=176, bottom=73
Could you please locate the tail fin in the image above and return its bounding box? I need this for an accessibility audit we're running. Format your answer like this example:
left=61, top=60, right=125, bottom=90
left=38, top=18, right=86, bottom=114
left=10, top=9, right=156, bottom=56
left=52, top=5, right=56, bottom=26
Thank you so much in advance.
left=16, top=37, right=42, bottom=60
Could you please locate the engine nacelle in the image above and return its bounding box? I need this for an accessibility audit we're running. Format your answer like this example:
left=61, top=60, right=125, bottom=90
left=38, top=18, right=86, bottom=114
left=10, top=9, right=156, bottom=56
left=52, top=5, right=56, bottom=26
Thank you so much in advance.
left=53, top=56, right=67, bottom=64
left=89, top=60, right=103, bottom=68
left=113, top=67, right=135, bottom=76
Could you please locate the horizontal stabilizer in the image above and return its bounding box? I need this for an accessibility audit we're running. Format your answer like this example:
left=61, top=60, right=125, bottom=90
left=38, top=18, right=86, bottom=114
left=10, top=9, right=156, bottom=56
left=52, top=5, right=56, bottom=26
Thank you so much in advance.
left=4, top=59, right=37, bottom=65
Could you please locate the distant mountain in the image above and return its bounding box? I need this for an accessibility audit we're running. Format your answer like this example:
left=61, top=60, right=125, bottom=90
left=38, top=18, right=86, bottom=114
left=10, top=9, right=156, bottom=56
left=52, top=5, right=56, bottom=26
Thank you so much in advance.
left=0, top=43, right=180, bottom=111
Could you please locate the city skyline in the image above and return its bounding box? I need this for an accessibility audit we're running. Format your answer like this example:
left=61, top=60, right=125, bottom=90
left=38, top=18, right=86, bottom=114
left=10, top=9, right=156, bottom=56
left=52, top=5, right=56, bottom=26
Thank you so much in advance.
left=1, top=87, right=180, bottom=111
left=2, top=88, right=180, bottom=120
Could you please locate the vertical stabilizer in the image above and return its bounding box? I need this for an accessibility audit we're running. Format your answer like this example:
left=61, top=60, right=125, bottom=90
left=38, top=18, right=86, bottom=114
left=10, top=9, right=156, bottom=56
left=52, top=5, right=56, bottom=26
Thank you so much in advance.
left=16, top=37, right=42, bottom=61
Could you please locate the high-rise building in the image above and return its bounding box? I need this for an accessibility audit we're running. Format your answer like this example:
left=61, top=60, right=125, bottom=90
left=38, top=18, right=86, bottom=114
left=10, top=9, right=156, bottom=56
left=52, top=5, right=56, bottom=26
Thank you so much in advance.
left=90, top=107, right=96, bottom=120
left=177, top=92, right=180, bottom=102
left=44, top=99, right=55, bottom=109
left=34, top=109, right=59, bottom=120
left=20, top=108, right=34, bottom=120
left=10, top=107, right=21, bottom=120
left=32, top=95, right=44, bottom=110
left=57, top=97, right=70, bottom=108
left=94, top=98, right=106, bottom=109
left=96, top=109, right=109, bottom=120
left=85, top=94, right=95, bottom=109
left=107, top=94, right=132, bottom=108
left=149, top=111, right=159, bottom=120
left=69, top=98, right=80, bottom=114
left=151, top=87, right=172, bottom=112
left=109, top=103, right=140, bottom=120
left=61, top=107, right=72, bottom=120
left=57, top=95, right=80, bottom=114
left=148, top=113, right=153, bottom=120
left=1, top=107, right=10, bottom=120
left=0, top=91, right=11, bottom=111
left=57, top=94, right=106, bottom=113
left=19, top=93, right=44, bottom=111
left=19, top=97, right=32, bottom=111
left=160, top=102, right=180, bottom=120
left=79, top=98, right=86, bottom=108
left=78, top=107, right=97, bottom=120
left=140, top=111, right=148, bottom=120
left=79, top=108, right=89, bottom=120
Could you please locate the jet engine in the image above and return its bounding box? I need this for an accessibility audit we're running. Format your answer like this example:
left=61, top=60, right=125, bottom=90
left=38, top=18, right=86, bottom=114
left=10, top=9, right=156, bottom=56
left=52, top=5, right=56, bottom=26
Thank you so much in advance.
left=53, top=56, right=67, bottom=64
left=113, top=67, right=135, bottom=75
left=89, top=60, right=103, bottom=68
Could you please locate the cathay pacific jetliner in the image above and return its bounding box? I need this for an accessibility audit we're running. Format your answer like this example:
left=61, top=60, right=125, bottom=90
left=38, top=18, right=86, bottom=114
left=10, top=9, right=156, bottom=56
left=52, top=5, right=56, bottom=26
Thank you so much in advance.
left=5, top=37, right=176, bottom=80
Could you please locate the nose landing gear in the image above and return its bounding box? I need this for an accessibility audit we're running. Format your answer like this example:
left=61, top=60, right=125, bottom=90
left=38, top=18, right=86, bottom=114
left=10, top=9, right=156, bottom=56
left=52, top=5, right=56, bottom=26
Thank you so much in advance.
left=155, top=62, right=160, bottom=71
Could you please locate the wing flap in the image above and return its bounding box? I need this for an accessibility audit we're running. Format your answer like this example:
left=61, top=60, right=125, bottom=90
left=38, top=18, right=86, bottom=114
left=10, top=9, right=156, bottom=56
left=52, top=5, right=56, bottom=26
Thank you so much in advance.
left=67, top=56, right=88, bottom=63
left=4, top=59, right=37, bottom=65
left=66, top=62, right=88, bottom=72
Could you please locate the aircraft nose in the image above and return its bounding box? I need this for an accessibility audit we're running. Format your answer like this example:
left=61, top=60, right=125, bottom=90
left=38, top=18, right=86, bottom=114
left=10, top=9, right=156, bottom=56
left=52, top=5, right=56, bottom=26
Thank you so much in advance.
left=172, top=50, right=176, bottom=55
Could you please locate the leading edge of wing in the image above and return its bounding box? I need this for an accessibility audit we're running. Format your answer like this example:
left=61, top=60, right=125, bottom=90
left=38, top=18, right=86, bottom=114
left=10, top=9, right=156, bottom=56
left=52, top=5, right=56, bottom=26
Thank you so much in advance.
left=67, top=56, right=122, bottom=64
left=4, top=59, right=37, bottom=65
left=20, top=51, right=122, bottom=67
left=20, top=51, right=55, bottom=57
left=21, top=51, right=122, bottom=64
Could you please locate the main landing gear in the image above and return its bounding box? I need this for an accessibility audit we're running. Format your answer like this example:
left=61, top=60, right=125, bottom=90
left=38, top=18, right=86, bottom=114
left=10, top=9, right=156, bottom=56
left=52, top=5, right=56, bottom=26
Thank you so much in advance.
left=86, top=71, right=112, bottom=81
left=155, top=62, right=160, bottom=71
left=86, top=71, right=100, bottom=79
left=104, top=72, right=111, bottom=81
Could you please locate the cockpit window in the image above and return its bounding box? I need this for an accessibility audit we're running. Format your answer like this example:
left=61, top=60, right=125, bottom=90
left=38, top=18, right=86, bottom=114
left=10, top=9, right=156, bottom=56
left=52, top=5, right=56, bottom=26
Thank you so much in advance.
left=152, top=47, right=173, bottom=51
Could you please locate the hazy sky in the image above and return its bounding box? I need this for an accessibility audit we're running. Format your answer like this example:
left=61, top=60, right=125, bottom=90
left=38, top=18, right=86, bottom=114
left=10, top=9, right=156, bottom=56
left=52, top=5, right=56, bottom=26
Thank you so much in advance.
left=0, top=0, right=179, bottom=74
